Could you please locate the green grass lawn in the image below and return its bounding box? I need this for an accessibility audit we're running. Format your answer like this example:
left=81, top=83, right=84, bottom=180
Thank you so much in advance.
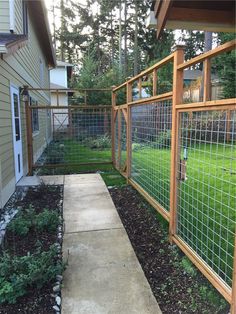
left=131, top=143, right=236, bottom=287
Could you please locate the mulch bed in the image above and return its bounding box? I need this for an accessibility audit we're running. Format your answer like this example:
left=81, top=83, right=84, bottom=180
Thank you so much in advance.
left=0, top=185, right=63, bottom=314
left=110, top=186, right=230, bottom=314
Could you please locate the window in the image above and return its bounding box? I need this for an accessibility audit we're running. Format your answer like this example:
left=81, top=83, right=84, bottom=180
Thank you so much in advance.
left=30, top=98, right=39, bottom=133
left=22, top=0, right=28, bottom=34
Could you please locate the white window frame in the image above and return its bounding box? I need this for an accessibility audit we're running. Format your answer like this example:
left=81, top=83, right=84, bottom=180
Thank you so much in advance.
left=9, top=0, right=15, bottom=32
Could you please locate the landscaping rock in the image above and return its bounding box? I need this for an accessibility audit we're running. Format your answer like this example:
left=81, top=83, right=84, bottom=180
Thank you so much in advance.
left=53, top=285, right=60, bottom=293
left=56, top=295, right=61, bottom=306
left=56, top=275, right=63, bottom=282
left=53, top=305, right=60, bottom=312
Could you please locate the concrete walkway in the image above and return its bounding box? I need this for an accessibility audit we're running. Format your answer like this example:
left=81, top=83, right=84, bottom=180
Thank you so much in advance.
left=61, top=174, right=161, bottom=314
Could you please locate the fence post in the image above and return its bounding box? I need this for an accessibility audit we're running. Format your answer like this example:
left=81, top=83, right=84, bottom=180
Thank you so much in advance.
left=126, top=82, right=132, bottom=179
left=153, top=69, right=157, bottom=96
left=111, top=88, right=116, bottom=166
left=24, top=86, right=33, bottom=176
left=231, top=234, right=236, bottom=314
left=169, top=45, right=185, bottom=242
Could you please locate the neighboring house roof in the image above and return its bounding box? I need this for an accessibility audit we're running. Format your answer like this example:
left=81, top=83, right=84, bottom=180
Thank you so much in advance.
left=151, top=0, right=235, bottom=38
left=50, top=83, right=68, bottom=90
left=0, top=33, right=27, bottom=54
left=184, top=69, right=202, bottom=80
left=27, top=0, right=56, bottom=67
left=183, top=69, right=218, bottom=81
left=57, top=61, right=74, bottom=67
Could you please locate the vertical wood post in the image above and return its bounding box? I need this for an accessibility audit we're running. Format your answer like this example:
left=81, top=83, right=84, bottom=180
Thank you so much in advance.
left=138, top=78, right=142, bottom=98
left=84, top=90, right=87, bottom=105
left=126, top=82, right=132, bottom=179
left=231, top=234, right=236, bottom=314
left=24, top=87, right=33, bottom=176
left=117, top=109, right=121, bottom=169
left=56, top=89, right=59, bottom=106
left=169, top=46, right=185, bottom=242
left=111, top=88, right=116, bottom=166
left=153, top=69, right=157, bottom=96
left=203, top=58, right=211, bottom=102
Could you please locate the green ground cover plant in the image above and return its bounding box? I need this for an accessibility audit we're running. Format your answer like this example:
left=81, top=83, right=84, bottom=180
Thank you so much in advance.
left=0, top=245, right=64, bottom=304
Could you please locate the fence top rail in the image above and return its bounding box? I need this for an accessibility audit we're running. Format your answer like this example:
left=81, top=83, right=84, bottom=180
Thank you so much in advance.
left=177, top=39, right=236, bottom=70
left=113, top=53, right=174, bottom=92
left=113, top=92, right=173, bottom=109
left=26, top=87, right=112, bottom=92
left=29, top=105, right=112, bottom=110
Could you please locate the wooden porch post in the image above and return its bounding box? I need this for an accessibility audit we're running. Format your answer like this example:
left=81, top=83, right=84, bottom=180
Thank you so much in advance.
left=169, top=45, right=185, bottom=242
left=24, top=86, right=33, bottom=176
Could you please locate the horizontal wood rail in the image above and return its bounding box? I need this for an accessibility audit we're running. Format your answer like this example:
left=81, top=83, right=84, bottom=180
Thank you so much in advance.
left=113, top=92, right=173, bottom=110
left=113, top=53, right=174, bottom=92
left=172, top=236, right=232, bottom=303
left=176, top=98, right=236, bottom=111
left=177, top=39, right=236, bottom=70
left=29, top=105, right=112, bottom=110
left=27, top=87, right=112, bottom=92
left=32, top=161, right=112, bottom=169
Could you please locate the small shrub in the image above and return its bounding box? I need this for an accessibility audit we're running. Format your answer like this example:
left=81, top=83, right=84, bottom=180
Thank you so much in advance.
left=132, top=143, right=145, bottom=151
left=0, top=245, right=65, bottom=304
left=7, top=217, right=31, bottom=236
left=87, top=134, right=111, bottom=150
left=7, top=207, right=35, bottom=236
left=35, top=209, right=60, bottom=233
left=152, top=130, right=171, bottom=149
left=180, top=257, right=197, bottom=277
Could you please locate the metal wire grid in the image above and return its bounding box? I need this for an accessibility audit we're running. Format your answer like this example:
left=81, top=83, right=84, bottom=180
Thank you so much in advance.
left=120, top=111, right=127, bottom=172
left=34, top=107, right=112, bottom=166
left=131, top=100, right=172, bottom=211
left=114, top=111, right=119, bottom=168
left=177, top=110, right=236, bottom=287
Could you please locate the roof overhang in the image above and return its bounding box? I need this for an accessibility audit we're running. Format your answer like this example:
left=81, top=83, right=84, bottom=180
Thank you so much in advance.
left=0, top=34, right=28, bottom=55
left=27, top=0, right=56, bottom=67
left=151, top=0, right=236, bottom=38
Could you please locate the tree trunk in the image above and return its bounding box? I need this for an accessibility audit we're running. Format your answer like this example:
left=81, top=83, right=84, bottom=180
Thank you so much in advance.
left=124, top=0, right=128, bottom=78
left=60, top=0, right=65, bottom=61
left=134, top=0, right=138, bottom=75
left=119, top=0, right=122, bottom=76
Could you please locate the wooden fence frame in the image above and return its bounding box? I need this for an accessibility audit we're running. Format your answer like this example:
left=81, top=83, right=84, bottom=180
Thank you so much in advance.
left=112, top=39, right=236, bottom=313
left=23, top=87, right=113, bottom=174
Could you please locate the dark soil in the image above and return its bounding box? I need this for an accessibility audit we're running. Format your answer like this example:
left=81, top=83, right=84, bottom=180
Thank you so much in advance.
left=110, top=186, right=230, bottom=314
left=0, top=185, right=63, bottom=314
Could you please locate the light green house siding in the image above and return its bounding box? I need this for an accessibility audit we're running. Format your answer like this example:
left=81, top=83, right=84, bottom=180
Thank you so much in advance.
left=0, top=1, right=53, bottom=208
left=0, top=1, right=9, bottom=32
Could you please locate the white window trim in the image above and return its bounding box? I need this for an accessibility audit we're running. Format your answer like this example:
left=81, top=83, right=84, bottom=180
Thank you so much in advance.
left=9, top=0, right=15, bottom=32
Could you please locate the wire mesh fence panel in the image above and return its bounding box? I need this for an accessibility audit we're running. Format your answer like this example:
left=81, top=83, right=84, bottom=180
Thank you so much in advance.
left=120, top=111, right=127, bottom=173
left=131, top=99, right=172, bottom=213
left=114, top=110, right=119, bottom=168
left=33, top=107, right=112, bottom=168
left=177, top=109, right=236, bottom=288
